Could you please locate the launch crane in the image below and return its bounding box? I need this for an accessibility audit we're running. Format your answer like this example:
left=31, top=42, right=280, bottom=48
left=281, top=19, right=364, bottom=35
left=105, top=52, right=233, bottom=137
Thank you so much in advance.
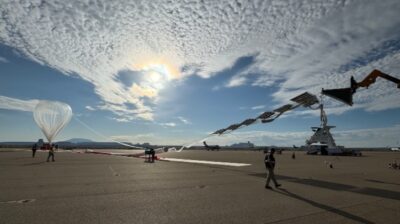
left=322, top=69, right=400, bottom=106
left=304, top=69, right=400, bottom=155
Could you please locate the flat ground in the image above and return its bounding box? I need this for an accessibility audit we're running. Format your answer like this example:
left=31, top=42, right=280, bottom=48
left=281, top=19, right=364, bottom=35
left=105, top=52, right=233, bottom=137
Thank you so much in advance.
left=0, top=149, right=399, bottom=224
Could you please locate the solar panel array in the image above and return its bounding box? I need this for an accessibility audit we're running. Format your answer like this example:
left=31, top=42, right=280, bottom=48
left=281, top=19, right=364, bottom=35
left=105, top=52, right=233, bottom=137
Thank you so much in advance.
left=212, top=92, right=319, bottom=135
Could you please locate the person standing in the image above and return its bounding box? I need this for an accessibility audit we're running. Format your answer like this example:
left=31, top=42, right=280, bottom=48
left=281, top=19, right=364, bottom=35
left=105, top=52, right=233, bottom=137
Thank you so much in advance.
left=32, top=144, right=37, bottom=158
left=264, top=148, right=281, bottom=189
left=47, top=144, right=55, bottom=162
left=150, top=148, right=155, bottom=162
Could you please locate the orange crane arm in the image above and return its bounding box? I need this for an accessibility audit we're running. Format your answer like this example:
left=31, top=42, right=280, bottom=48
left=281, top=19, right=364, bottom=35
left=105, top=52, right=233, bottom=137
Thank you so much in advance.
left=322, top=69, right=400, bottom=106
left=354, top=69, right=400, bottom=89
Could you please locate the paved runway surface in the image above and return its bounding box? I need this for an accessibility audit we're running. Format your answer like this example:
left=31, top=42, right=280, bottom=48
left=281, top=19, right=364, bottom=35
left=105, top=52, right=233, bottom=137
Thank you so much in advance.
left=1, top=149, right=399, bottom=224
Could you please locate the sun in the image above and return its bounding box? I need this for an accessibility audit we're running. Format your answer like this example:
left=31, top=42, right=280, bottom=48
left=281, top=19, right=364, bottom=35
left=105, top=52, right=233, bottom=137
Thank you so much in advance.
left=132, top=58, right=180, bottom=81
left=129, top=58, right=181, bottom=99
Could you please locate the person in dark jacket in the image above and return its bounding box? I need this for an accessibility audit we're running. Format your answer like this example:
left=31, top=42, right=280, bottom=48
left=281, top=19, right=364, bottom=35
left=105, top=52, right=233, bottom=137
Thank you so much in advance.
left=32, top=144, right=37, bottom=158
left=264, top=148, right=281, bottom=189
left=150, top=148, right=155, bottom=162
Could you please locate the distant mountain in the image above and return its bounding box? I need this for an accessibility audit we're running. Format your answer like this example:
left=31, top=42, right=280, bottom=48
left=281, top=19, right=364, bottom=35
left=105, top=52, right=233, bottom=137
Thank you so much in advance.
left=64, top=138, right=93, bottom=143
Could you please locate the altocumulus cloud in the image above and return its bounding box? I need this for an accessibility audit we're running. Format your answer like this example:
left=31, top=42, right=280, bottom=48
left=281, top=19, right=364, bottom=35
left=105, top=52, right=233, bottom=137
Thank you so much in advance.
left=1, top=0, right=400, bottom=122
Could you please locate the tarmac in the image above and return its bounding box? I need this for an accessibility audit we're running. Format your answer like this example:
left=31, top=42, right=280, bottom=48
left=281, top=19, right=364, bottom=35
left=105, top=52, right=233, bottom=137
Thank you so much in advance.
left=0, top=149, right=399, bottom=224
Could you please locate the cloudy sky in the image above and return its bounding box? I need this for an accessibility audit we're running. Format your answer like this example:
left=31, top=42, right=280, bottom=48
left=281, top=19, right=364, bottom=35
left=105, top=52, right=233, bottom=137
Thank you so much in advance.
left=1, top=0, right=400, bottom=147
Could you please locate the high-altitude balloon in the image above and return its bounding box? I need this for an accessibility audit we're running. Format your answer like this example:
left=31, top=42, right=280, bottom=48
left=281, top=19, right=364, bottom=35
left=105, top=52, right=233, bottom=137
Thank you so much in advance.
left=33, top=101, right=72, bottom=143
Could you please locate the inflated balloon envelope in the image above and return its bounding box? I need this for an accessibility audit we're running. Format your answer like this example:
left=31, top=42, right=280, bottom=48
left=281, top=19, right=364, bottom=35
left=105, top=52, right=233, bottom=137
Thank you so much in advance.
left=33, top=101, right=72, bottom=143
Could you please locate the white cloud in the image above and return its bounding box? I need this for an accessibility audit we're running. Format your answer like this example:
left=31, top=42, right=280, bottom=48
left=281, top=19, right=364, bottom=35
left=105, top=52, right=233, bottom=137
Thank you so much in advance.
left=159, top=122, right=176, bottom=127
left=247, top=1, right=400, bottom=113
left=177, top=116, right=191, bottom=124
left=226, top=76, right=247, bottom=88
left=130, top=83, right=157, bottom=99
left=0, top=95, right=38, bottom=112
left=251, top=105, right=265, bottom=110
left=85, top=105, right=95, bottom=111
left=111, top=132, right=200, bottom=145
left=111, top=133, right=155, bottom=143
left=1, top=0, right=400, bottom=122
left=112, top=117, right=130, bottom=123
left=0, top=56, right=9, bottom=63
left=252, top=76, right=276, bottom=87
left=332, top=124, right=400, bottom=147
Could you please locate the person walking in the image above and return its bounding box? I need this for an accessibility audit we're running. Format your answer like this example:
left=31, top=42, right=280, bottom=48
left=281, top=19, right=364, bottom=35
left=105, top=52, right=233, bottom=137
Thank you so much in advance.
left=32, top=143, right=37, bottom=158
left=265, top=148, right=281, bottom=189
left=47, top=144, right=55, bottom=162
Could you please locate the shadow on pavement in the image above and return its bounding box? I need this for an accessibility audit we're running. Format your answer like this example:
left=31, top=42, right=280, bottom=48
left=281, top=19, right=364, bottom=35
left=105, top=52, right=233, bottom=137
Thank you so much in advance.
left=274, top=188, right=374, bottom=224
left=22, top=161, right=47, bottom=166
left=248, top=173, right=400, bottom=201
left=365, top=179, right=400, bottom=186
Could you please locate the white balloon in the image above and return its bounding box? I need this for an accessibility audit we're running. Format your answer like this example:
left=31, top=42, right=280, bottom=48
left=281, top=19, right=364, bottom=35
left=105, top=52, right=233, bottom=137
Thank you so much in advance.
left=33, top=101, right=72, bottom=143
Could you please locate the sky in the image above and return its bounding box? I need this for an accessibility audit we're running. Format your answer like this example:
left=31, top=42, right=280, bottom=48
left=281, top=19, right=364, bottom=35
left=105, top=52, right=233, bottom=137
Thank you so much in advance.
left=0, top=0, right=400, bottom=147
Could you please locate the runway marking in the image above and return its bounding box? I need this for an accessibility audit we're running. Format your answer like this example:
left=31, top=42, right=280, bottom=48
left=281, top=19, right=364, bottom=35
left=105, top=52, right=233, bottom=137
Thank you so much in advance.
left=158, top=157, right=251, bottom=167
left=0, top=199, right=36, bottom=204
left=108, top=165, right=119, bottom=176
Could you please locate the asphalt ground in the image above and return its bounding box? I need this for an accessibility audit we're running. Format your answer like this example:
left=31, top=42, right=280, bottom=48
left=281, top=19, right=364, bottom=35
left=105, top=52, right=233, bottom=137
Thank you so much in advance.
left=0, top=149, right=399, bottom=224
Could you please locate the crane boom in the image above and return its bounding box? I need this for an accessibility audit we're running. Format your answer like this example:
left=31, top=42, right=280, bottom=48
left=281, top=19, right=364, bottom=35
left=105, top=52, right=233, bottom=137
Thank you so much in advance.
left=322, top=69, right=400, bottom=106
left=355, top=69, right=400, bottom=89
